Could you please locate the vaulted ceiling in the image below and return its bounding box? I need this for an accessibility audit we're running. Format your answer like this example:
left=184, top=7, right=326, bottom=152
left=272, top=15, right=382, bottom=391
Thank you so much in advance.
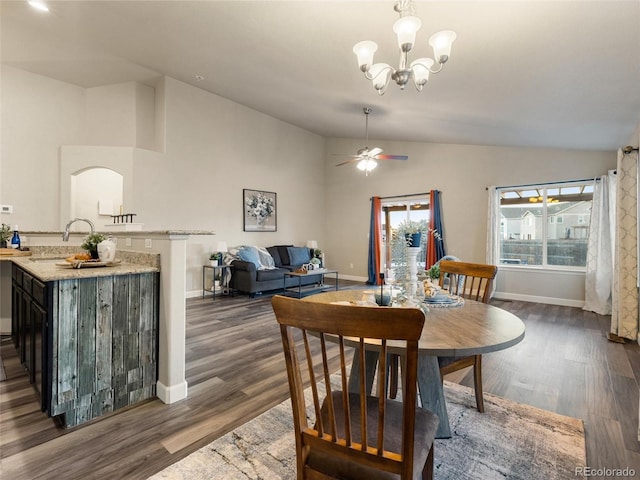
left=2, top=0, right=639, bottom=150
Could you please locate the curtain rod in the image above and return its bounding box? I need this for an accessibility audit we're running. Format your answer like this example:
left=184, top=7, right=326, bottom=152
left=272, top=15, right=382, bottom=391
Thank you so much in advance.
left=371, top=192, right=431, bottom=201
left=485, top=178, right=597, bottom=191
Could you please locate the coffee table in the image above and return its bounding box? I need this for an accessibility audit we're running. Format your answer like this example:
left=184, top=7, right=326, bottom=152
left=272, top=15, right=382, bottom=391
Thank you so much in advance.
left=283, top=268, right=339, bottom=298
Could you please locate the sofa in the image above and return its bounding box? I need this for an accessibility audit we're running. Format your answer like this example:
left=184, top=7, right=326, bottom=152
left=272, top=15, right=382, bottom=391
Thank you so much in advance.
left=229, top=245, right=323, bottom=297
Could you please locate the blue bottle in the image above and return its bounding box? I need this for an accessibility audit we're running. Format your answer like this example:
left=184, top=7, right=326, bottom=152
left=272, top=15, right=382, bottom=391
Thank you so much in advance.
left=11, top=225, right=20, bottom=249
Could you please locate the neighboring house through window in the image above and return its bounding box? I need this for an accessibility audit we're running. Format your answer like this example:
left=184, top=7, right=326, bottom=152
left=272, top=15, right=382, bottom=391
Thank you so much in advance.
left=496, top=181, right=594, bottom=268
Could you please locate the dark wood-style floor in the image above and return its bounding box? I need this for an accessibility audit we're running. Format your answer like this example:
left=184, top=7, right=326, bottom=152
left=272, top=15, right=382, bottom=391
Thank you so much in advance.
left=1, top=285, right=639, bottom=479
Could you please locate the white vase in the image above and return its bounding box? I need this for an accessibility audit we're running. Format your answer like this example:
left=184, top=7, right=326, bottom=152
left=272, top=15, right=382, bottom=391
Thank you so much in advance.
left=210, top=260, right=218, bottom=266
left=97, top=237, right=116, bottom=263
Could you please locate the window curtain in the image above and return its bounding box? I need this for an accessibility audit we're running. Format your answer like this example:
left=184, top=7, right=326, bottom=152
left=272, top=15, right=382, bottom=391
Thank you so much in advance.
left=583, top=172, right=615, bottom=315
left=612, top=149, right=639, bottom=342
left=486, top=186, right=500, bottom=297
left=486, top=186, right=500, bottom=265
left=367, top=196, right=382, bottom=285
left=426, top=190, right=446, bottom=269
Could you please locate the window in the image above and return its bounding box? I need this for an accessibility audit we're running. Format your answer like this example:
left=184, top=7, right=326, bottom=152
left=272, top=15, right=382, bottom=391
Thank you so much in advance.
left=380, top=196, right=430, bottom=278
left=497, top=181, right=594, bottom=268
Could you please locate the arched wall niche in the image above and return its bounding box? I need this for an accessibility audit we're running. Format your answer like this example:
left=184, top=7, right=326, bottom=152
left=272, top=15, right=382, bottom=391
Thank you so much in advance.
left=60, top=146, right=135, bottom=231
left=69, top=167, right=123, bottom=230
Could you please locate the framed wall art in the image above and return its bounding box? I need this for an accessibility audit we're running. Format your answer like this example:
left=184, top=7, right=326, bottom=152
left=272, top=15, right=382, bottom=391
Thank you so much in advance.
left=243, top=189, right=277, bottom=232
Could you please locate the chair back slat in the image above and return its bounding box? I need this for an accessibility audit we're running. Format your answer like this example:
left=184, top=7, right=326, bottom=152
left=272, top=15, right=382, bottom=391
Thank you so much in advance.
left=376, top=340, right=387, bottom=454
left=438, top=260, right=497, bottom=303
left=272, top=295, right=429, bottom=479
left=302, top=330, right=324, bottom=437
left=358, top=338, right=367, bottom=452
left=338, top=337, right=352, bottom=447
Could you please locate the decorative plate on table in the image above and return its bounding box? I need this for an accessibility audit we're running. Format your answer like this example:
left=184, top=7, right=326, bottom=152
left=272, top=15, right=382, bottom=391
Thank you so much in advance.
left=424, top=293, right=465, bottom=308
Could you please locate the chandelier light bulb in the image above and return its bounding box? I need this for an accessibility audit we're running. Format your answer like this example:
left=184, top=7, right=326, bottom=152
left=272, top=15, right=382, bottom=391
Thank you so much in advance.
left=353, top=41, right=378, bottom=71
left=393, top=16, right=422, bottom=51
left=429, top=30, right=457, bottom=64
left=369, top=63, right=392, bottom=93
left=410, top=58, right=435, bottom=87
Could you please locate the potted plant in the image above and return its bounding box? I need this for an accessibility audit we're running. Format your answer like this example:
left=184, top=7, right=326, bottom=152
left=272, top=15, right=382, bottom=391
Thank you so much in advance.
left=400, top=220, right=423, bottom=247
left=210, top=252, right=222, bottom=266
left=213, top=272, right=222, bottom=290
left=81, top=232, right=107, bottom=259
left=312, top=248, right=323, bottom=268
left=428, top=263, right=440, bottom=281
left=0, top=223, right=11, bottom=248
left=310, top=257, right=321, bottom=269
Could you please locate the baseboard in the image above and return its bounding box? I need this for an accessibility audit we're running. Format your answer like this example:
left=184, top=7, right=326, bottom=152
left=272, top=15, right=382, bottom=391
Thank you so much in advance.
left=156, top=380, right=188, bottom=404
left=493, top=291, right=584, bottom=308
left=338, top=274, right=368, bottom=282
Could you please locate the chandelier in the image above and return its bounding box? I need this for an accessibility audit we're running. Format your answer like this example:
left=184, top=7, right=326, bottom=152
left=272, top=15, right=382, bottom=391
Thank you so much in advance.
left=353, top=0, right=456, bottom=95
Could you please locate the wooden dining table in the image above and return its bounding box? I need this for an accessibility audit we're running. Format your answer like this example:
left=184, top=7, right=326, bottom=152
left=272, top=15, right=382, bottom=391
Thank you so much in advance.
left=303, top=289, right=526, bottom=438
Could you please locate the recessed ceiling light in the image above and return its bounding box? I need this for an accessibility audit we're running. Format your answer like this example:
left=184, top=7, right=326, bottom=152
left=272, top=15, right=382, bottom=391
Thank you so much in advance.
left=28, top=1, right=50, bottom=12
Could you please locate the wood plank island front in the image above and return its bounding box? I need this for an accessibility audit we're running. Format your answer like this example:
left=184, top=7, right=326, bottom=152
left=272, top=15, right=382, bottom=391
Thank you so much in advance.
left=8, top=252, right=160, bottom=427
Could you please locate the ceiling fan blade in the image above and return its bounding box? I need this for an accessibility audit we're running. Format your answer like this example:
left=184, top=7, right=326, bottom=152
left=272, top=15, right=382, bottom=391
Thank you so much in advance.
left=376, top=154, right=409, bottom=160
left=335, top=158, right=363, bottom=166
left=368, top=147, right=383, bottom=156
left=331, top=153, right=360, bottom=158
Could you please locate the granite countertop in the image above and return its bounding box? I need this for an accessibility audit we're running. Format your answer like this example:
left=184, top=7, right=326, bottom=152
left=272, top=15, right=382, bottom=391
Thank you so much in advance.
left=8, top=247, right=160, bottom=282
left=21, top=230, right=214, bottom=236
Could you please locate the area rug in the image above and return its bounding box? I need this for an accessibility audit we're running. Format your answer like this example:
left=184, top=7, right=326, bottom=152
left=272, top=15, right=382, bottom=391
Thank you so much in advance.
left=149, top=382, right=586, bottom=480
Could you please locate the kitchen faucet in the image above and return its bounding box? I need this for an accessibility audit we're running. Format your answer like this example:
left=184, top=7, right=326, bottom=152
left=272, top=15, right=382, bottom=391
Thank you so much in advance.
left=62, top=218, right=95, bottom=241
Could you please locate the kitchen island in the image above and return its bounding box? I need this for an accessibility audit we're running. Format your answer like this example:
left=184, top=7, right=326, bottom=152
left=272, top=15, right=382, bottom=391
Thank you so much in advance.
left=7, top=250, right=160, bottom=427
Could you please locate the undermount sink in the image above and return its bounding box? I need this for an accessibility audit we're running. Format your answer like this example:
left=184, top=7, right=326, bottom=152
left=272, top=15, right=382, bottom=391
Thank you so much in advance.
left=30, top=257, right=66, bottom=264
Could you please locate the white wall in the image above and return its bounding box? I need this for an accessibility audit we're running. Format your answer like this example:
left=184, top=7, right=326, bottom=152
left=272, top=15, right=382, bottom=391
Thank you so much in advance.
left=0, top=65, right=85, bottom=230
left=324, top=138, right=616, bottom=304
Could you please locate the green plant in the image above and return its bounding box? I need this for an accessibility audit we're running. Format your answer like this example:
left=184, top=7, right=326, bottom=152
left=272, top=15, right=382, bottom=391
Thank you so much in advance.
left=398, top=220, right=423, bottom=234
left=312, top=248, right=323, bottom=258
left=210, top=252, right=222, bottom=261
left=428, top=263, right=440, bottom=280
left=310, top=257, right=321, bottom=265
left=81, top=232, right=106, bottom=253
left=0, top=224, right=11, bottom=243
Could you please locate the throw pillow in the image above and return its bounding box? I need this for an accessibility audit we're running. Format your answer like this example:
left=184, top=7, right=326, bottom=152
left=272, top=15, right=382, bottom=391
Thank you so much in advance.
left=274, top=245, right=294, bottom=265
left=287, top=246, right=311, bottom=266
left=238, top=246, right=262, bottom=269
left=256, top=246, right=276, bottom=269
left=267, top=247, right=282, bottom=267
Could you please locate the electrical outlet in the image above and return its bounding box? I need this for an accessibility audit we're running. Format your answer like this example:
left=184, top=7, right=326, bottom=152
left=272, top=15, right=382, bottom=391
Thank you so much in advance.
left=125, top=238, right=132, bottom=247
left=145, top=238, right=152, bottom=248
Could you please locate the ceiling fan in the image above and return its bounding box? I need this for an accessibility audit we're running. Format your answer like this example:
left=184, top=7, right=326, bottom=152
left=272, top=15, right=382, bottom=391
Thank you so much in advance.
left=335, top=107, right=409, bottom=175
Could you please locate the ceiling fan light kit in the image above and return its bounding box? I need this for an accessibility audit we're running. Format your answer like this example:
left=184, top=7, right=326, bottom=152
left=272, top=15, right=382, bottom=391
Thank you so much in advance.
left=353, top=0, right=456, bottom=95
left=335, top=107, right=409, bottom=176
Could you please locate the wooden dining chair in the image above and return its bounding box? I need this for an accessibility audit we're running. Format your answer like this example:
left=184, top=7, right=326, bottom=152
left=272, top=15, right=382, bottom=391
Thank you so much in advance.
left=272, top=295, right=439, bottom=480
left=436, top=260, right=498, bottom=413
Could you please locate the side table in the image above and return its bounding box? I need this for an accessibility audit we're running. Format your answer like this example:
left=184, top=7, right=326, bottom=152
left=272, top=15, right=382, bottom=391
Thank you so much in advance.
left=202, top=264, right=233, bottom=300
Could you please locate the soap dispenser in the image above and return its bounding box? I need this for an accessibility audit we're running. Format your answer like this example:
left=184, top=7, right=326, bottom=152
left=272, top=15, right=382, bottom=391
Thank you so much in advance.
left=10, top=225, right=20, bottom=250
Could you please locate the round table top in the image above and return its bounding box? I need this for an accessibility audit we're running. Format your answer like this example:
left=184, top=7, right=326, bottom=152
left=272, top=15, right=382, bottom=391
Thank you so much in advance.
left=303, top=289, right=526, bottom=357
